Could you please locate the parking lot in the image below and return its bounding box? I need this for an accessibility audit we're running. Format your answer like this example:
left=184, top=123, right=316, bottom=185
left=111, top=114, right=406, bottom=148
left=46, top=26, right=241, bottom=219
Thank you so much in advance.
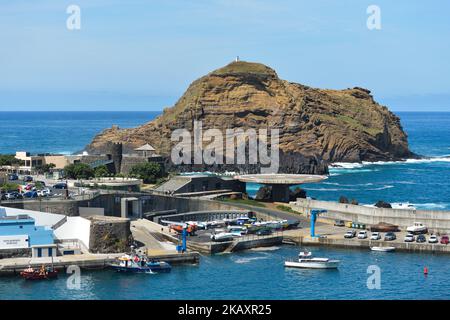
left=284, top=219, right=450, bottom=247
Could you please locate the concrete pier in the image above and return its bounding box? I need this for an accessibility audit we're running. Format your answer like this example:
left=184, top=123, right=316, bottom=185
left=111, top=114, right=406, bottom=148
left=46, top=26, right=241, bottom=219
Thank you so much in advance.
left=0, top=251, right=200, bottom=276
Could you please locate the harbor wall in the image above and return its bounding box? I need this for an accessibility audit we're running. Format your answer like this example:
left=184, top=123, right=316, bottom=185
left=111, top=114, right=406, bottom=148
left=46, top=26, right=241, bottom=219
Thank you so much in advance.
left=0, top=192, right=154, bottom=217
left=286, top=235, right=450, bottom=254
left=291, top=198, right=450, bottom=233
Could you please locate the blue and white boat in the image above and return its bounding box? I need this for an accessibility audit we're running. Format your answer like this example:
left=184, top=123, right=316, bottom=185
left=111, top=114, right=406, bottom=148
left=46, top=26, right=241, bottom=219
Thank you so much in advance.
left=110, top=253, right=171, bottom=273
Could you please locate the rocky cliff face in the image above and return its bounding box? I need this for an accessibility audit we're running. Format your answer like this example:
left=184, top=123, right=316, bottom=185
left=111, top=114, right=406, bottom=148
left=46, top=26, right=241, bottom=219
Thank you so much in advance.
left=87, top=61, right=415, bottom=174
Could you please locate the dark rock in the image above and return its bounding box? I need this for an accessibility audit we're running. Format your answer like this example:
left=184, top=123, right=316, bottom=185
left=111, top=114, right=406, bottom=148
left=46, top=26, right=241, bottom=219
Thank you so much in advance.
left=374, top=200, right=392, bottom=208
left=255, top=186, right=272, bottom=201
left=339, top=196, right=349, bottom=204
left=289, top=187, right=306, bottom=201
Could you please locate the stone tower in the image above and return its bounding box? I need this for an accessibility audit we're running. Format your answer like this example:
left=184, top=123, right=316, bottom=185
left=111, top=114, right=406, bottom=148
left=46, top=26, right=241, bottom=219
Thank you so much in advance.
left=109, top=142, right=123, bottom=174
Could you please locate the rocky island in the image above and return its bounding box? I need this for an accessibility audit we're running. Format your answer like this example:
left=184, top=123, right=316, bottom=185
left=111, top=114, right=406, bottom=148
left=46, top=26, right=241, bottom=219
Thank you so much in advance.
left=86, top=61, right=415, bottom=174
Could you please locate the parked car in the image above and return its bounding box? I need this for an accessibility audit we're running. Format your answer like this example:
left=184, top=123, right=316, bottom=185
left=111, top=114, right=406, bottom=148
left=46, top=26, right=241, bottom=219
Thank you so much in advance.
left=428, top=235, right=439, bottom=244
left=440, top=235, right=449, bottom=245
left=53, top=182, right=68, bottom=189
left=8, top=173, right=18, bottom=181
left=0, top=194, right=6, bottom=200
left=404, top=233, right=415, bottom=242
left=23, top=191, right=38, bottom=198
left=344, top=230, right=356, bottom=238
left=37, top=189, right=49, bottom=197
left=370, top=232, right=381, bottom=240
left=416, top=234, right=426, bottom=243
left=357, top=230, right=368, bottom=239
left=334, top=220, right=345, bottom=227
left=22, top=176, right=33, bottom=182
left=384, top=232, right=397, bottom=241
left=24, top=184, right=35, bottom=191
left=256, top=228, right=272, bottom=236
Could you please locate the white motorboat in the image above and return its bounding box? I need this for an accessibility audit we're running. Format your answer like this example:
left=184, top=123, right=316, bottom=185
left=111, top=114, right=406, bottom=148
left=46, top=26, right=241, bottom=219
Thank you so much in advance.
left=210, top=232, right=234, bottom=242
left=284, top=251, right=340, bottom=269
left=370, top=246, right=396, bottom=252
left=406, top=222, right=428, bottom=235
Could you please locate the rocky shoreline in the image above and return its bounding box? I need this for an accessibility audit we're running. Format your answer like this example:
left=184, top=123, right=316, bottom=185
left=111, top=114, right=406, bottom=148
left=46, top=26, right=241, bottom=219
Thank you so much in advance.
left=86, top=61, right=415, bottom=175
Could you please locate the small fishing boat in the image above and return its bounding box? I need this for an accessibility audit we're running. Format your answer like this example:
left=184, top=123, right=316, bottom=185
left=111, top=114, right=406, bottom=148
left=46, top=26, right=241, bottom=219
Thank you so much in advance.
left=406, top=222, right=428, bottom=235
left=20, top=265, right=58, bottom=280
left=370, top=246, right=396, bottom=252
left=210, top=232, right=234, bottom=242
left=109, top=253, right=171, bottom=273
left=284, top=251, right=340, bottom=269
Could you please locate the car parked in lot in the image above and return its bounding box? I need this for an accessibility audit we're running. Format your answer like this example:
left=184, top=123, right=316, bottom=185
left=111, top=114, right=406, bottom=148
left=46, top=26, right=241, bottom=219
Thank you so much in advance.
left=370, top=232, right=381, bottom=240
left=256, top=228, right=272, bottom=236
left=344, top=230, right=356, bottom=238
left=53, top=182, right=68, bottom=189
left=23, top=191, right=38, bottom=198
left=37, top=189, right=52, bottom=197
left=334, top=220, right=345, bottom=227
left=404, top=233, right=415, bottom=242
left=384, top=232, right=397, bottom=241
left=440, top=235, right=449, bottom=245
left=428, top=235, right=439, bottom=244
left=22, top=176, right=33, bottom=182
left=357, top=230, right=368, bottom=239
left=8, top=173, right=18, bottom=181
left=416, top=234, right=427, bottom=243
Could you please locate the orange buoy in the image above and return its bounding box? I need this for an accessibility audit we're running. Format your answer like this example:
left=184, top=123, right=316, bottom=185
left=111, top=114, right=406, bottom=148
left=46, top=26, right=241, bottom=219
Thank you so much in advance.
left=424, top=267, right=428, bottom=275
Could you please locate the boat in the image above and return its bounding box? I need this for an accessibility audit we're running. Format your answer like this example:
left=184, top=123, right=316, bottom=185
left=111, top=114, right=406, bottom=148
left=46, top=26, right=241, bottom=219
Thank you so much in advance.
left=109, top=253, right=171, bottom=273
left=370, top=246, right=396, bottom=252
left=210, top=232, right=234, bottom=242
left=20, top=265, right=58, bottom=280
left=406, top=222, right=428, bottom=235
left=369, top=222, right=399, bottom=232
left=284, top=251, right=340, bottom=269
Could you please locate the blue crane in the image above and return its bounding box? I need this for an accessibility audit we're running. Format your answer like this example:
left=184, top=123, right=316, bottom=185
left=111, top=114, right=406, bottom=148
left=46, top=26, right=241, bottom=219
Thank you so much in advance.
left=310, top=209, right=327, bottom=238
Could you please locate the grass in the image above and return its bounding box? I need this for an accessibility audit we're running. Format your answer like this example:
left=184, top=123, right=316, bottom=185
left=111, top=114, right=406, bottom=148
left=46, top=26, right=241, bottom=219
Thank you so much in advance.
left=220, top=198, right=266, bottom=207
left=211, top=61, right=274, bottom=76
left=317, top=113, right=382, bottom=136
left=276, top=204, right=300, bottom=214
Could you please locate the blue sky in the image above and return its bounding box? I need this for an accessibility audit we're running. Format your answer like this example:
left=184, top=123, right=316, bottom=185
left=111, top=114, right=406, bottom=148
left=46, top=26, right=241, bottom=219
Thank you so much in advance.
left=1, top=0, right=449, bottom=111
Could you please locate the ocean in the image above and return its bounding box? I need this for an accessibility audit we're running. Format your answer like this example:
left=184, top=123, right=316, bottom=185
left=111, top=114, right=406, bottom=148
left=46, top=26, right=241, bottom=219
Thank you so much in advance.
left=1, top=111, right=449, bottom=209
left=1, top=111, right=450, bottom=300
left=1, top=246, right=450, bottom=300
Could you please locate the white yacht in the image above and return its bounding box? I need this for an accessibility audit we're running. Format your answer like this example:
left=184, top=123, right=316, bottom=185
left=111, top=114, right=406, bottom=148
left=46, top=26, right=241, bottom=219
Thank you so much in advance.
left=284, top=251, right=340, bottom=269
left=406, top=222, right=428, bottom=235
left=370, top=246, right=396, bottom=252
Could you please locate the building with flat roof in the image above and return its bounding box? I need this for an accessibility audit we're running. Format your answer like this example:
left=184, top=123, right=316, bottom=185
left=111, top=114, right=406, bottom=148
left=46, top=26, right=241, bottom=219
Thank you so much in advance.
left=0, top=214, right=55, bottom=252
left=13, top=151, right=69, bottom=173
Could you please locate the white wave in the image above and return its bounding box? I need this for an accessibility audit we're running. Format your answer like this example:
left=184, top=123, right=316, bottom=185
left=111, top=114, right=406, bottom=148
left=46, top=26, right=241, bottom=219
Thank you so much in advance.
left=413, top=203, right=450, bottom=210
left=303, top=187, right=358, bottom=192
left=233, top=256, right=268, bottom=264
left=404, top=157, right=450, bottom=164
left=394, top=181, right=417, bottom=185
left=368, top=185, right=394, bottom=191
left=331, top=155, right=450, bottom=171
left=249, top=246, right=280, bottom=252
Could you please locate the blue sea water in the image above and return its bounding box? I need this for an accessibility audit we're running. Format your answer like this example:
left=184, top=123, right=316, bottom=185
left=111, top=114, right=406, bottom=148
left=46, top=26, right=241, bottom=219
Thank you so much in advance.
left=0, top=111, right=449, bottom=209
left=1, top=111, right=450, bottom=300
left=0, top=112, right=160, bottom=155
left=1, top=246, right=450, bottom=300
